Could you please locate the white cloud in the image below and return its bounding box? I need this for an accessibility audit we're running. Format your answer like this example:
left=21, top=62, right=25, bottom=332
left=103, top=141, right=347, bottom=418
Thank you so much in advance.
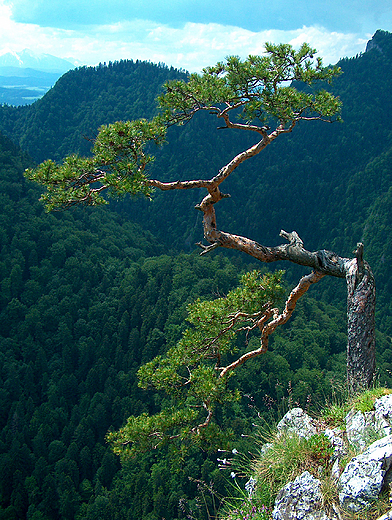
left=0, top=0, right=369, bottom=72
left=287, top=26, right=369, bottom=65
left=69, top=21, right=367, bottom=71
left=0, top=0, right=77, bottom=56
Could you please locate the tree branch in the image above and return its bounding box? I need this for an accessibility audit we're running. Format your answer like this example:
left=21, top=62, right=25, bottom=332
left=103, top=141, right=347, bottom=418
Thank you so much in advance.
left=190, top=402, right=214, bottom=435
left=198, top=212, right=349, bottom=278
left=218, top=270, right=325, bottom=378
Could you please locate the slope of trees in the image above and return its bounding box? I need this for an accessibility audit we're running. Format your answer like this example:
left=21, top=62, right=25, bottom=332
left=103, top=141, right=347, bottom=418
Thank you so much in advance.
left=0, top=59, right=188, bottom=163
left=4, top=126, right=386, bottom=518
left=0, top=129, right=364, bottom=518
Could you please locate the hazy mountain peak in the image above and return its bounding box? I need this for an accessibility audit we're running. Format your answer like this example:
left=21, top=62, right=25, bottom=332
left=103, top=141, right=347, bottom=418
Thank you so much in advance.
left=0, top=49, right=76, bottom=73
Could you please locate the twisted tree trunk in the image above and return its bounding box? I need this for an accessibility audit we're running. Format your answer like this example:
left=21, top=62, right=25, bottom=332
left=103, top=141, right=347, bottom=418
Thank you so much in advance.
left=149, top=129, right=376, bottom=392
left=149, top=176, right=376, bottom=390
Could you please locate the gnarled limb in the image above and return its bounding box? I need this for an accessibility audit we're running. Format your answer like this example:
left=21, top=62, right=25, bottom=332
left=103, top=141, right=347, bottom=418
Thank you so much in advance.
left=151, top=165, right=376, bottom=390
left=146, top=91, right=375, bottom=393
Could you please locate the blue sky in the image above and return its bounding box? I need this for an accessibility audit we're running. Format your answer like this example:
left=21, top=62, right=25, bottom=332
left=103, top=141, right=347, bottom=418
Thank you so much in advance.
left=1, top=0, right=392, bottom=71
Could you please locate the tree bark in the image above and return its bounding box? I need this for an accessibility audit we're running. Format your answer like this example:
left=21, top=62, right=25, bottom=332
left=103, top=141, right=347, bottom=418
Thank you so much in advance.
left=345, top=246, right=376, bottom=391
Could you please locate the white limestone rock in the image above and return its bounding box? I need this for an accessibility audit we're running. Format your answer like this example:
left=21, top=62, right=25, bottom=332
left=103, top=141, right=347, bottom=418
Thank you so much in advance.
left=331, top=458, right=341, bottom=481
left=345, top=394, right=392, bottom=451
left=374, top=394, right=392, bottom=436
left=272, top=471, right=338, bottom=520
left=277, top=408, right=317, bottom=439
left=345, top=409, right=385, bottom=450
left=323, top=428, right=346, bottom=461
left=338, top=435, right=392, bottom=512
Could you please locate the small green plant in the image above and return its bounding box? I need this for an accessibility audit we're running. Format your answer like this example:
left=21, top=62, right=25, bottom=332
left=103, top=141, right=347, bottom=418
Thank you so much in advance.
left=320, top=385, right=392, bottom=428
left=319, top=378, right=351, bottom=428
left=320, top=476, right=340, bottom=516
left=221, top=479, right=272, bottom=520
left=307, top=434, right=334, bottom=465
left=251, top=429, right=335, bottom=509
left=320, top=402, right=349, bottom=428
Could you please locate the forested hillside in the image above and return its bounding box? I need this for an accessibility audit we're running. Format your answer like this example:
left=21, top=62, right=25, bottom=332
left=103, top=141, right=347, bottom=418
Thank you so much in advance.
left=0, top=128, right=360, bottom=518
left=1, top=30, right=392, bottom=519
left=0, top=60, right=187, bottom=162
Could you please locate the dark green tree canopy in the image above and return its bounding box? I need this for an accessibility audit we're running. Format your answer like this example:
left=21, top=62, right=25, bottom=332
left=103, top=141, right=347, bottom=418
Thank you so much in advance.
left=107, top=269, right=286, bottom=457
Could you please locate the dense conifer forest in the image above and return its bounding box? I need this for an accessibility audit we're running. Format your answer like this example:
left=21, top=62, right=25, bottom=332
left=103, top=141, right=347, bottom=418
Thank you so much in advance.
left=0, top=29, right=392, bottom=519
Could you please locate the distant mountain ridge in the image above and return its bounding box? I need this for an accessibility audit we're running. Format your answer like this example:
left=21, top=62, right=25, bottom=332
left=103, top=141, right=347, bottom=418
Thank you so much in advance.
left=0, top=49, right=78, bottom=106
left=0, top=58, right=187, bottom=154
left=0, top=49, right=76, bottom=73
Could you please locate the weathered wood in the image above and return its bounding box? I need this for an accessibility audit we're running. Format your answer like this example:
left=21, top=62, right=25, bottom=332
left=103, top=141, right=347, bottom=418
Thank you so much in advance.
left=203, top=205, right=376, bottom=389
left=195, top=197, right=376, bottom=389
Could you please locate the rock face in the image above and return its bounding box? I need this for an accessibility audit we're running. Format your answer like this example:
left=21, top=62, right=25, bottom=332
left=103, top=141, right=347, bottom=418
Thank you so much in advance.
left=345, top=408, right=391, bottom=451
left=272, top=471, right=337, bottom=520
left=375, top=395, right=392, bottom=436
left=323, top=427, right=346, bottom=461
left=345, top=409, right=378, bottom=449
left=338, top=435, right=392, bottom=512
left=270, top=409, right=338, bottom=519
left=344, top=394, right=392, bottom=450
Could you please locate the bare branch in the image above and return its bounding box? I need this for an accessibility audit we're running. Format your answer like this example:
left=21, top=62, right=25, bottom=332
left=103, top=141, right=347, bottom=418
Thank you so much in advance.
left=190, top=402, right=213, bottom=435
left=148, top=132, right=274, bottom=194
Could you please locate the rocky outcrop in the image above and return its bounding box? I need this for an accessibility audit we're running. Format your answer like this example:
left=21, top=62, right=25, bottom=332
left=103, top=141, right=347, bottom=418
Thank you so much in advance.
left=277, top=407, right=317, bottom=439
left=366, top=36, right=384, bottom=54
left=345, top=409, right=380, bottom=449
left=345, top=398, right=392, bottom=450
left=255, top=393, right=392, bottom=519
left=323, top=427, right=346, bottom=462
left=375, top=395, right=392, bottom=436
